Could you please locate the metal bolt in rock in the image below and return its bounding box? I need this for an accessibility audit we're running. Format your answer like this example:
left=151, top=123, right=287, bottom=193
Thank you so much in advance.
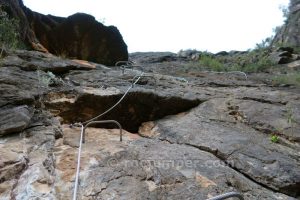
left=83, top=120, right=123, bottom=143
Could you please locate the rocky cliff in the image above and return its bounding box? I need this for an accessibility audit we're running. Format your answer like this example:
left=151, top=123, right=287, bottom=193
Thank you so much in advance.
left=0, top=49, right=299, bottom=199
left=0, top=0, right=300, bottom=199
left=0, top=0, right=128, bottom=65
left=273, top=0, right=300, bottom=49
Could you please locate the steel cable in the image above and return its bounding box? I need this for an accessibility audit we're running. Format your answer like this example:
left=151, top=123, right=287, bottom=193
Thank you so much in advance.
left=81, top=72, right=144, bottom=125
left=72, top=123, right=84, bottom=200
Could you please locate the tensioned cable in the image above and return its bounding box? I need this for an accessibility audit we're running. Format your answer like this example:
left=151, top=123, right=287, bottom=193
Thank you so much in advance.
left=72, top=123, right=84, bottom=200
left=72, top=70, right=144, bottom=200
left=81, top=72, right=145, bottom=125
left=207, top=191, right=244, bottom=200
left=72, top=121, right=122, bottom=200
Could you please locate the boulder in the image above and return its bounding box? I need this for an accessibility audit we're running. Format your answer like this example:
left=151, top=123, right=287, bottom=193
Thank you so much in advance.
left=177, top=49, right=201, bottom=60
left=269, top=51, right=293, bottom=64
left=269, top=46, right=300, bottom=64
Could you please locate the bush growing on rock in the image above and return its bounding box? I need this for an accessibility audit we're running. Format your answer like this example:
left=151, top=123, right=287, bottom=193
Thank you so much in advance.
left=195, top=49, right=273, bottom=73
left=272, top=72, right=300, bottom=86
left=199, top=54, right=225, bottom=72
left=0, top=5, right=23, bottom=57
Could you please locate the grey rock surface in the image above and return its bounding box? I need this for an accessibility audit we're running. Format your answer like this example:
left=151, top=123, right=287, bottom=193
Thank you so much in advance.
left=0, top=66, right=41, bottom=106
left=2, top=50, right=95, bottom=74
left=0, top=106, right=33, bottom=136
left=145, top=98, right=300, bottom=196
left=0, top=50, right=299, bottom=199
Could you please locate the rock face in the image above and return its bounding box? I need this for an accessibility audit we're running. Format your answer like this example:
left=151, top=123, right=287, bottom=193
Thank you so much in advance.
left=0, top=50, right=300, bottom=199
left=0, top=0, right=128, bottom=65
left=0, top=106, right=33, bottom=136
left=273, top=0, right=300, bottom=49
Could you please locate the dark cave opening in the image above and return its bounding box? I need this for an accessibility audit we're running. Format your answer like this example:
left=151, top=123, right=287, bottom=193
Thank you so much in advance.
left=48, top=91, right=201, bottom=133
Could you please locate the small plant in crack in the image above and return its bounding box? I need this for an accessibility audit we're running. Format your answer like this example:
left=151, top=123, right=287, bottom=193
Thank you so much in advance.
left=285, top=105, right=297, bottom=140
left=37, top=70, right=64, bottom=88
left=270, top=134, right=279, bottom=143
left=37, top=70, right=52, bottom=88
left=36, top=70, right=64, bottom=108
left=286, top=106, right=296, bottom=125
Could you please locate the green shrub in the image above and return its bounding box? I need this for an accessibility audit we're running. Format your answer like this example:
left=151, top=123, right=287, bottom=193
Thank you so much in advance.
left=197, top=50, right=272, bottom=73
left=183, top=45, right=275, bottom=73
left=37, top=70, right=64, bottom=88
left=242, top=56, right=272, bottom=73
left=199, top=54, right=226, bottom=72
left=0, top=6, right=23, bottom=57
left=270, top=135, right=279, bottom=143
left=272, top=72, right=300, bottom=87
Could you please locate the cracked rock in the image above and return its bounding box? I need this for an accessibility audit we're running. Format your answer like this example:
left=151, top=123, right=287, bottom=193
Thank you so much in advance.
left=0, top=106, right=33, bottom=136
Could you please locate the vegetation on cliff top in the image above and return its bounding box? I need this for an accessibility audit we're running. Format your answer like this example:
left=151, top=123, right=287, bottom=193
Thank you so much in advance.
left=0, top=5, right=24, bottom=57
left=197, top=49, right=273, bottom=73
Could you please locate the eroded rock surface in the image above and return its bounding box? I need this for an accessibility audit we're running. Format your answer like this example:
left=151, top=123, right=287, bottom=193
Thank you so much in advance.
left=143, top=98, right=300, bottom=196
left=0, top=50, right=299, bottom=199
left=0, top=105, right=33, bottom=136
